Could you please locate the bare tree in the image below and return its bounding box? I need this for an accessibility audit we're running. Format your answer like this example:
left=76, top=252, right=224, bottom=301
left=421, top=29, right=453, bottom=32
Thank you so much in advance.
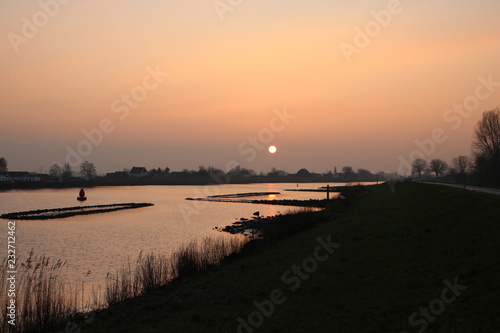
left=342, top=166, right=353, bottom=174
left=268, top=167, right=288, bottom=177
left=429, top=159, right=448, bottom=178
left=80, top=161, right=97, bottom=178
left=472, top=108, right=500, bottom=184
left=342, top=166, right=355, bottom=181
left=50, top=163, right=63, bottom=179
left=62, top=163, right=73, bottom=179
left=357, top=168, right=373, bottom=181
left=411, top=158, right=428, bottom=178
left=450, top=156, right=472, bottom=187
left=0, top=157, right=7, bottom=173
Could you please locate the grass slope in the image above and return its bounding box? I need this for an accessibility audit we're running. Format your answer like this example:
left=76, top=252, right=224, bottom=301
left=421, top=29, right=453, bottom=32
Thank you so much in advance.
left=83, top=182, right=500, bottom=333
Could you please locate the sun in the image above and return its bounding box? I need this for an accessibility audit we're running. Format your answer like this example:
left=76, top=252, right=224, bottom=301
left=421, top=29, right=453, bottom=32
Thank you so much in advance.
left=268, top=145, right=277, bottom=154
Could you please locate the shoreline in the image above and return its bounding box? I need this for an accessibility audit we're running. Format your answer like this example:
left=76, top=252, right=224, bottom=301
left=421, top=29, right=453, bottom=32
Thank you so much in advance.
left=79, top=182, right=500, bottom=332
left=0, top=177, right=378, bottom=191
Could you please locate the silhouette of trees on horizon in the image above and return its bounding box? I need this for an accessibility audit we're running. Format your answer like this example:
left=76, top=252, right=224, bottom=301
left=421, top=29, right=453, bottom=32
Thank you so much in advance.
left=450, top=156, right=473, bottom=187
left=3, top=107, right=498, bottom=187
left=81, top=161, right=97, bottom=179
left=407, top=107, right=500, bottom=186
left=473, top=108, right=500, bottom=185
left=0, top=157, right=7, bottom=172
left=411, top=158, right=428, bottom=178
left=429, top=159, right=448, bottom=178
left=62, top=163, right=73, bottom=179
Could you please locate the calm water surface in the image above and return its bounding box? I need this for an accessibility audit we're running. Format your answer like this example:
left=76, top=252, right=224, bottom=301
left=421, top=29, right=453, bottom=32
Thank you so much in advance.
left=0, top=182, right=366, bottom=302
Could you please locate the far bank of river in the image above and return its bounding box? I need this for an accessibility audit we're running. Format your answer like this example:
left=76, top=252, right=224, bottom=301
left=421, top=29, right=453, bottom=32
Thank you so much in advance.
left=0, top=175, right=382, bottom=190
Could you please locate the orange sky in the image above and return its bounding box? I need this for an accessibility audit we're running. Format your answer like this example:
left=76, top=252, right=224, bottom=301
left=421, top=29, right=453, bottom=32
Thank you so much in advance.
left=1, top=0, right=500, bottom=174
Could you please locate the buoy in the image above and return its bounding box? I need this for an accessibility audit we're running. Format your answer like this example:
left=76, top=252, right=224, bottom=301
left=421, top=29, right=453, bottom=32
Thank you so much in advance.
left=77, top=188, right=87, bottom=201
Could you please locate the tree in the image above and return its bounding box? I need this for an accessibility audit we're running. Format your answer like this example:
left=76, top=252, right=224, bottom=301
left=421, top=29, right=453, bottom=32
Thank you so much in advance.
left=411, top=158, right=428, bottom=178
left=228, top=165, right=242, bottom=175
left=429, top=159, right=448, bottom=178
left=342, top=166, right=355, bottom=181
left=80, top=161, right=97, bottom=178
left=267, top=168, right=288, bottom=177
left=0, top=157, right=7, bottom=173
left=50, top=163, right=63, bottom=179
left=357, top=168, right=373, bottom=181
left=342, top=166, right=353, bottom=174
left=62, top=163, right=73, bottom=179
left=450, top=156, right=472, bottom=187
left=472, top=108, right=500, bottom=184
left=207, top=166, right=225, bottom=179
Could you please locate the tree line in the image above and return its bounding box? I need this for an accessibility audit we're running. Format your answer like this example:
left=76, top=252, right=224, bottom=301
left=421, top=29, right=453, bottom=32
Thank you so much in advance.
left=410, top=108, right=500, bottom=186
left=1, top=108, right=498, bottom=185
left=0, top=159, right=97, bottom=180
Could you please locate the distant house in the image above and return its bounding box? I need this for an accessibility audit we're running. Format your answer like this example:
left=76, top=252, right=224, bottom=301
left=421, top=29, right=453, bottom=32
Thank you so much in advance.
left=296, top=168, right=311, bottom=177
left=5, top=171, right=30, bottom=178
left=5, top=171, right=41, bottom=182
left=106, top=171, right=129, bottom=178
left=33, top=173, right=51, bottom=182
left=332, top=173, right=343, bottom=180
left=0, top=175, right=12, bottom=182
left=129, top=167, right=149, bottom=178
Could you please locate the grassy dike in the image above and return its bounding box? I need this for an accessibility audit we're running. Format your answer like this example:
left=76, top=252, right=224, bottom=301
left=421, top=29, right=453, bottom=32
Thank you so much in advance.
left=83, top=182, right=500, bottom=332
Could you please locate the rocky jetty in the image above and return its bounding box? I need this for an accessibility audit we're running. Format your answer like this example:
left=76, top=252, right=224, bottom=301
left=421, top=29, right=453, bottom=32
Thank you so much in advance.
left=1, top=203, right=154, bottom=220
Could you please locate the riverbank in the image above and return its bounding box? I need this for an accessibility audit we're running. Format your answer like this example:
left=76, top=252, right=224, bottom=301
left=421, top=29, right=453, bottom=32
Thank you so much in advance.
left=81, top=182, right=500, bottom=332
left=0, top=176, right=380, bottom=191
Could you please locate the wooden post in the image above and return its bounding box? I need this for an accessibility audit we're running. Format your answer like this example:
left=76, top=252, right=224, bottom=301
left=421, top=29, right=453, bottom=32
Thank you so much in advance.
left=327, top=185, right=330, bottom=200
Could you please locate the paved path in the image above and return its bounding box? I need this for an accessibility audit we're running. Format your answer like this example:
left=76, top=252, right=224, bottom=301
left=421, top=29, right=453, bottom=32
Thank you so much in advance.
left=417, top=180, right=500, bottom=196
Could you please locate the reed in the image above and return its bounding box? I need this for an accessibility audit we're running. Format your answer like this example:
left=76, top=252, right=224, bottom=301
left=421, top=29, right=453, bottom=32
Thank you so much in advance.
left=0, top=250, right=95, bottom=333
left=0, top=237, right=248, bottom=331
left=105, top=235, right=248, bottom=306
left=171, top=236, right=247, bottom=279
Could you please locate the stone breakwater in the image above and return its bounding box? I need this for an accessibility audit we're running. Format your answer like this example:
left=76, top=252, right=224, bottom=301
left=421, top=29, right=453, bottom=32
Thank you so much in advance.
left=186, top=197, right=329, bottom=207
left=0, top=203, right=154, bottom=220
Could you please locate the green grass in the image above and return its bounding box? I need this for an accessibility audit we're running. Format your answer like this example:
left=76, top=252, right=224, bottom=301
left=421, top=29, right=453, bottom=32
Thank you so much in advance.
left=83, top=182, right=500, bottom=332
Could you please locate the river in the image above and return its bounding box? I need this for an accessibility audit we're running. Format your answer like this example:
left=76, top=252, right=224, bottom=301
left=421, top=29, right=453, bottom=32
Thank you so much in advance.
left=0, top=182, right=372, bottom=304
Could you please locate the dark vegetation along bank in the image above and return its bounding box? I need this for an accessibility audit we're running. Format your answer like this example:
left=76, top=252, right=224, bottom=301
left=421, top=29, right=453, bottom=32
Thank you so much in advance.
left=79, top=182, right=500, bottom=332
